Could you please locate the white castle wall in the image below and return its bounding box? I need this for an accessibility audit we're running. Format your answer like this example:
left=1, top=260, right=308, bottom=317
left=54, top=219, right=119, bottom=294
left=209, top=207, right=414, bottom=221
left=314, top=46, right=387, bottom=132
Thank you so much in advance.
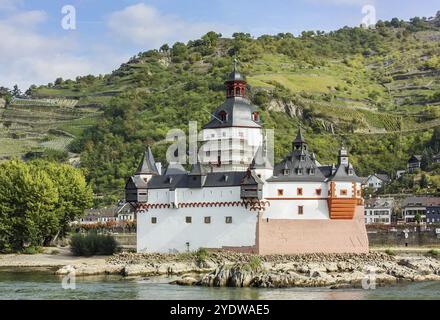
left=334, top=182, right=357, bottom=198
left=137, top=206, right=258, bottom=253
left=263, top=182, right=329, bottom=220
left=138, top=186, right=258, bottom=253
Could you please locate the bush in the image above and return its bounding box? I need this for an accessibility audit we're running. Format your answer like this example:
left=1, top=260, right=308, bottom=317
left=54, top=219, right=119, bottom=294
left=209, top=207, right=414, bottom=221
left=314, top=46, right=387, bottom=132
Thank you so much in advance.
left=22, top=246, right=45, bottom=255
left=427, top=249, right=439, bottom=257
left=195, top=248, right=209, bottom=263
left=70, top=233, right=119, bottom=256
left=243, top=256, right=263, bottom=272
left=385, top=249, right=396, bottom=256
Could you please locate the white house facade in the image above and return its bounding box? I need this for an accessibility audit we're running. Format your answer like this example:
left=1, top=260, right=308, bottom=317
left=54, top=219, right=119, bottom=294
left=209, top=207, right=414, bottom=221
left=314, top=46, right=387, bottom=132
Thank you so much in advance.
left=364, top=198, right=394, bottom=225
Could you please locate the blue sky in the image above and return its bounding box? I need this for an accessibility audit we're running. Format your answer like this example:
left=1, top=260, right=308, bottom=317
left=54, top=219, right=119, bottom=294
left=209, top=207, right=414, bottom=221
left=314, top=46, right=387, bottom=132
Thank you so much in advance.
left=0, top=0, right=438, bottom=89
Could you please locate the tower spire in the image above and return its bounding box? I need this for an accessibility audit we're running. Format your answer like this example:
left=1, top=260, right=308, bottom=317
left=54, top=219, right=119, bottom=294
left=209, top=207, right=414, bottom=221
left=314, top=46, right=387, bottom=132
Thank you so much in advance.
left=136, top=146, right=159, bottom=176
left=225, top=57, right=246, bottom=98
left=293, top=127, right=307, bottom=151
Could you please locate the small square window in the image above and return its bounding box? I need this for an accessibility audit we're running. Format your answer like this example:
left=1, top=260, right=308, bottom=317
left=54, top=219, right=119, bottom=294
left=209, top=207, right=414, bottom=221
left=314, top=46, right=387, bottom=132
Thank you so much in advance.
left=340, top=189, right=348, bottom=196
left=204, top=217, right=211, bottom=224
left=297, top=188, right=303, bottom=196
left=185, top=217, right=192, bottom=224
left=278, top=189, right=284, bottom=196
left=151, top=217, right=157, bottom=224
left=298, top=206, right=304, bottom=215
left=225, top=217, right=233, bottom=224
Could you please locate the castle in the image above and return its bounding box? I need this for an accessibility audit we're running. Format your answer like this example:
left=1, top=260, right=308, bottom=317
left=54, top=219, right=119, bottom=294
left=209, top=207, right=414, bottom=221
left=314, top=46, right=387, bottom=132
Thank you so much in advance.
left=126, top=64, right=369, bottom=255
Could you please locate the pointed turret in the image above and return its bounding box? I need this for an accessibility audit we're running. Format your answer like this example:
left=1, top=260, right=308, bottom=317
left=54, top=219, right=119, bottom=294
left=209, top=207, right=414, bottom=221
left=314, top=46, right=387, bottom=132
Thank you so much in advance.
left=136, top=146, right=159, bottom=176
left=293, top=128, right=307, bottom=151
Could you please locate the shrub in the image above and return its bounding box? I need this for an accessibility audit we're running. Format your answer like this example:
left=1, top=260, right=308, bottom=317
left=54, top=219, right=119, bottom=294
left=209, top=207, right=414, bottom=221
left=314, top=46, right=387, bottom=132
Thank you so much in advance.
left=70, top=233, right=119, bottom=256
left=427, top=249, right=439, bottom=257
left=243, top=256, right=263, bottom=272
left=22, top=246, right=45, bottom=255
left=195, top=248, right=209, bottom=263
left=385, top=249, right=396, bottom=256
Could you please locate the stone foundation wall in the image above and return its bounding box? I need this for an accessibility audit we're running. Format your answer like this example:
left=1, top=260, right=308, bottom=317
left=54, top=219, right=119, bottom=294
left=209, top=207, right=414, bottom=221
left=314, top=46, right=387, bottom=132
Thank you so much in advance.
left=368, top=230, right=440, bottom=247
left=257, top=206, right=369, bottom=255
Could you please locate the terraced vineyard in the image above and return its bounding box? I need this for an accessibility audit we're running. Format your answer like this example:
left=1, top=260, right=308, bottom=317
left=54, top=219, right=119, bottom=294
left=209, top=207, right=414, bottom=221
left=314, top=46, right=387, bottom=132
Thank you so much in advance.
left=0, top=99, right=101, bottom=159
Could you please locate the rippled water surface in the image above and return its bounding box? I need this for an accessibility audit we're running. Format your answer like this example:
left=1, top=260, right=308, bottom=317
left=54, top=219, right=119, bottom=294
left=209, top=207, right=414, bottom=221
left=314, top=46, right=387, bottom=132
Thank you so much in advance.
left=0, top=269, right=439, bottom=300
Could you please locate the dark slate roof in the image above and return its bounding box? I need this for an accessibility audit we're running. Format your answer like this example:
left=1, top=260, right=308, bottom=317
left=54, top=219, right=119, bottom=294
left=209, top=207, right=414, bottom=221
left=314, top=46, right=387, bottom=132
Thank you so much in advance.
left=84, top=207, right=117, bottom=218
left=364, top=197, right=394, bottom=209
left=163, top=163, right=187, bottom=175
left=294, top=128, right=306, bottom=145
left=267, top=148, right=326, bottom=183
left=374, top=174, right=390, bottom=183
left=227, top=69, right=245, bottom=82
left=318, top=165, right=335, bottom=178
left=128, top=176, right=148, bottom=189
left=402, top=196, right=440, bottom=207
left=189, top=162, right=208, bottom=176
left=203, top=97, right=261, bottom=129
left=147, top=171, right=248, bottom=189
left=409, top=155, right=422, bottom=162
left=136, top=146, right=159, bottom=175
left=329, top=163, right=363, bottom=183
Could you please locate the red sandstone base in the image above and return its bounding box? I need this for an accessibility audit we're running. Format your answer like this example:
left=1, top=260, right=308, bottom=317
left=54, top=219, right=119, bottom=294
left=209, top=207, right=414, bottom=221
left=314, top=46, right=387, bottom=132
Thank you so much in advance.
left=256, top=206, right=369, bottom=255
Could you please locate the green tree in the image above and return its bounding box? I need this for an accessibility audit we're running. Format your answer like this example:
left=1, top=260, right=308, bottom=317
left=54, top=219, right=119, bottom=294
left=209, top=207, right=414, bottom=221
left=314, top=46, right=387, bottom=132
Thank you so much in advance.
left=171, top=42, right=188, bottom=62
left=12, top=84, right=21, bottom=97
left=429, top=127, right=440, bottom=153
left=420, top=174, right=429, bottom=189
left=0, top=160, right=93, bottom=252
left=0, top=160, right=59, bottom=251
left=31, top=161, right=93, bottom=241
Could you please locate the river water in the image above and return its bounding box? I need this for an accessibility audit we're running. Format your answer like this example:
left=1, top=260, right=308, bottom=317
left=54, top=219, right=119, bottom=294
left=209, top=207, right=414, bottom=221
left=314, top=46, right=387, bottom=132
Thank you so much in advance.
left=0, top=269, right=439, bottom=300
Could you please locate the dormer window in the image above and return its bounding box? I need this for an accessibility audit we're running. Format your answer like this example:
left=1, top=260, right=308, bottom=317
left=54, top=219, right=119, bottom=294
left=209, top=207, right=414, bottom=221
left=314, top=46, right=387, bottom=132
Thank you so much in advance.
left=218, top=111, right=228, bottom=122
left=283, top=169, right=290, bottom=176
left=252, top=112, right=260, bottom=122
left=300, top=155, right=306, bottom=161
left=348, top=169, right=354, bottom=176
left=296, top=168, right=303, bottom=175
left=309, top=168, right=315, bottom=175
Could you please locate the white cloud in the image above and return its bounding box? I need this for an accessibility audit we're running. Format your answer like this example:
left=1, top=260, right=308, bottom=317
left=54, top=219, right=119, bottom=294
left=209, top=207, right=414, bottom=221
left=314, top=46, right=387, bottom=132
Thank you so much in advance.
left=107, top=3, right=234, bottom=47
left=0, top=10, right=124, bottom=90
left=0, top=0, right=23, bottom=11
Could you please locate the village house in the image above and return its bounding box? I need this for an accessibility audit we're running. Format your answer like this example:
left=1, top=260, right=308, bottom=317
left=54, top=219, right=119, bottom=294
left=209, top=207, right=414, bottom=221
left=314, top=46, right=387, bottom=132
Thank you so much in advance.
left=126, top=64, right=368, bottom=255
left=362, top=174, right=391, bottom=192
left=407, top=155, right=422, bottom=173
left=402, top=196, right=440, bottom=223
left=364, top=197, right=394, bottom=225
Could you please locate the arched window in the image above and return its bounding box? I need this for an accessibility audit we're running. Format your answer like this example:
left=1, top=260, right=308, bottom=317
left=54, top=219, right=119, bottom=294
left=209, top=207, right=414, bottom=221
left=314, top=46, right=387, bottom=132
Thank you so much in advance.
left=252, top=112, right=260, bottom=122
left=218, top=111, right=228, bottom=122
left=236, top=87, right=241, bottom=96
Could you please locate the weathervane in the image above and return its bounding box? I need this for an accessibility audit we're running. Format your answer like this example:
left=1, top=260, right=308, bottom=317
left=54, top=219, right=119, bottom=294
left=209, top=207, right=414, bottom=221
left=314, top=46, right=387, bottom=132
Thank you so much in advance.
left=233, top=55, right=238, bottom=71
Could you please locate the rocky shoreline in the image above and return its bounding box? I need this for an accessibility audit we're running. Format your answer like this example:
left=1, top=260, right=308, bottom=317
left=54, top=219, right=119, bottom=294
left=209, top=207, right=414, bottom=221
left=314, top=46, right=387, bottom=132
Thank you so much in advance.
left=52, top=251, right=440, bottom=289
